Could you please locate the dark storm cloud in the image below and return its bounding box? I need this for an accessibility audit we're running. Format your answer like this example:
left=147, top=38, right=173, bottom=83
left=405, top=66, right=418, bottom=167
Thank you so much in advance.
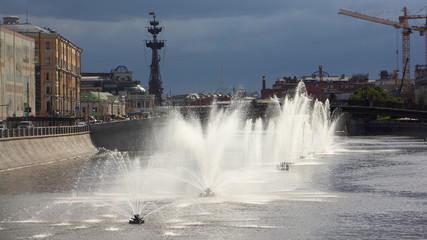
left=1, top=0, right=426, bottom=93
left=6, top=0, right=288, bottom=21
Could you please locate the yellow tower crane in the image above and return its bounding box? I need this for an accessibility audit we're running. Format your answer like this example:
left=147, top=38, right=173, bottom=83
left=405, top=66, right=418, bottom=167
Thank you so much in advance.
left=338, top=7, right=427, bottom=98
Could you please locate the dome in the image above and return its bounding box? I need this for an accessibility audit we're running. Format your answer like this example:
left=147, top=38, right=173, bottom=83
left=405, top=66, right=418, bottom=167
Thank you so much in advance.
left=125, top=85, right=146, bottom=94
left=114, top=65, right=129, bottom=73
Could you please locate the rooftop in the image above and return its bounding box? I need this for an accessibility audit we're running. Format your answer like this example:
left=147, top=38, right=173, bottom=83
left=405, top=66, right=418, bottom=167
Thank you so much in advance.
left=1, top=16, right=54, bottom=34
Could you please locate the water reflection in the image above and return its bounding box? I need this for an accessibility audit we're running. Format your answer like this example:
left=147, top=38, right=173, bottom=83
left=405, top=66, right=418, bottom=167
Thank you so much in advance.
left=0, top=136, right=426, bottom=240
left=0, top=157, right=88, bottom=194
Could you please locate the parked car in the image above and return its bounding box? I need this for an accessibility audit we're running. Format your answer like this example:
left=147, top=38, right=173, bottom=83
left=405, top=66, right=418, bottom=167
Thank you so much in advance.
left=77, top=122, right=87, bottom=127
left=0, top=120, right=7, bottom=130
left=18, top=121, right=34, bottom=128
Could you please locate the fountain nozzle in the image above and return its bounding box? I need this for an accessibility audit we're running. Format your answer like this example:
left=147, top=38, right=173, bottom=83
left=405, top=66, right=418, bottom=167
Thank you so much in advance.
left=129, top=214, right=144, bottom=224
left=199, top=188, right=216, bottom=197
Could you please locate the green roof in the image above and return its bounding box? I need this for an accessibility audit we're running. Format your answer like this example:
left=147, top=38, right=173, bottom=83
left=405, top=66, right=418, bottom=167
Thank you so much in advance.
left=80, top=92, right=118, bottom=102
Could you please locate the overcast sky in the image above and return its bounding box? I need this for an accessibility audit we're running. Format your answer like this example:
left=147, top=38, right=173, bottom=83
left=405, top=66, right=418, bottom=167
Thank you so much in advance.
left=1, top=0, right=426, bottom=94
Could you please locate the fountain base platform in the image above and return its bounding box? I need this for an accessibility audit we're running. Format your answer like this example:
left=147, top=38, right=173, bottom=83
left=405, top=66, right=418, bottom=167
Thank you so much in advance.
left=199, top=188, right=216, bottom=197
left=278, top=162, right=294, bottom=171
left=129, top=214, right=144, bottom=224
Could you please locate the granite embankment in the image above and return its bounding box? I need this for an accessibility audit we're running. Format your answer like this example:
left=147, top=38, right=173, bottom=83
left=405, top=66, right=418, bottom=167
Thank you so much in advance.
left=347, top=120, right=427, bottom=137
left=0, top=132, right=98, bottom=171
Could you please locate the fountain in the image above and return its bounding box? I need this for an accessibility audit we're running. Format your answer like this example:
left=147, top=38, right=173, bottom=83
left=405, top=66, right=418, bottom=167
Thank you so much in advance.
left=149, top=81, right=339, bottom=198
left=71, top=81, right=339, bottom=224
left=0, top=82, right=340, bottom=240
left=266, top=82, right=338, bottom=168
left=152, top=104, right=244, bottom=198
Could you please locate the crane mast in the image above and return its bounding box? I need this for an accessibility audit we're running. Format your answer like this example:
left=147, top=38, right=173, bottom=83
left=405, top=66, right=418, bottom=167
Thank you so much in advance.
left=338, top=7, right=427, bottom=99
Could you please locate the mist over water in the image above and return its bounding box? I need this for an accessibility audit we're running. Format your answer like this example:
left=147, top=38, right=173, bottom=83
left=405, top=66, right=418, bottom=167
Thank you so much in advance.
left=147, top=81, right=338, bottom=197
left=5, top=81, right=399, bottom=239
left=82, top=82, right=339, bottom=220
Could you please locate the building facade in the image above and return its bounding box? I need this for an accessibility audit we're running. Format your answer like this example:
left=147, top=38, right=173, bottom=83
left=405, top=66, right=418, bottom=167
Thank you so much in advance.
left=414, top=65, right=427, bottom=104
left=375, top=70, right=400, bottom=96
left=81, top=66, right=155, bottom=113
left=80, top=91, right=126, bottom=120
left=261, top=73, right=373, bottom=103
left=0, top=26, right=35, bottom=119
left=1, top=16, right=82, bottom=117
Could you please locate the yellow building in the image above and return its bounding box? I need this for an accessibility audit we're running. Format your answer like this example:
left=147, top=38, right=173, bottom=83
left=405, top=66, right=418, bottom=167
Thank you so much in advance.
left=0, top=25, right=35, bottom=119
left=1, top=16, right=82, bottom=117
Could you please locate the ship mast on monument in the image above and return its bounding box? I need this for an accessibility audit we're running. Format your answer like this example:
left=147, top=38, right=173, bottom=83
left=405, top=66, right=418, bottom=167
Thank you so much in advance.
left=146, top=12, right=165, bottom=105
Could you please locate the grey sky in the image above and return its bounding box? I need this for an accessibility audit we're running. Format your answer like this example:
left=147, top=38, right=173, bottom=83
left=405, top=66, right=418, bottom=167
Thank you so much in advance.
left=1, top=0, right=426, bottom=94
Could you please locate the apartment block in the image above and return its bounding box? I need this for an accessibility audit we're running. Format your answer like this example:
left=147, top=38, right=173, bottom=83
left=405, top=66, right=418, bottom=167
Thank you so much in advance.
left=0, top=25, right=35, bottom=119
left=1, top=16, right=82, bottom=117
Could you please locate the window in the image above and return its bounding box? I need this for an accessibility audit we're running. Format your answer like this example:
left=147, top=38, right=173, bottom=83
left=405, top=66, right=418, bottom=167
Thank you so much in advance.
left=47, top=101, right=51, bottom=112
left=46, top=56, right=50, bottom=65
left=46, top=72, right=49, bottom=81
left=6, top=45, right=13, bottom=58
left=23, top=45, right=29, bottom=63
left=46, top=41, right=51, bottom=50
left=46, top=86, right=50, bottom=95
left=35, top=40, right=39, bottom=50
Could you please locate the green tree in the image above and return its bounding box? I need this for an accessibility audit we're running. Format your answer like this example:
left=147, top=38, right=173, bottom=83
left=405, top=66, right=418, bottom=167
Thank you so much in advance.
left=350, top=86, right=403, bottom=104
left=417, top=93, right=426, bottom=106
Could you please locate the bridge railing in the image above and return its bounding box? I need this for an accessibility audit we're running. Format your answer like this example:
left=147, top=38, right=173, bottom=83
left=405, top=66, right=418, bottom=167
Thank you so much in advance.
left=0, top=125, right=90, bottom=139
left=344, top=100, right=426, bottom=110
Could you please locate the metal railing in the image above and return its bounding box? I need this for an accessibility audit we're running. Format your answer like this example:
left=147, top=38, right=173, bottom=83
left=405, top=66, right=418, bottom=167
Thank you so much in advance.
left=344, top=100, right=426, bottom=110
left=0, top=125, right=90, bottom=139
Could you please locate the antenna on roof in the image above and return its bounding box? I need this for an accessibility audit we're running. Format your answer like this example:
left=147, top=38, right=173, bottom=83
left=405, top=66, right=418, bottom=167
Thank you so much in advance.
left=25, top=0, right=29, bottom=23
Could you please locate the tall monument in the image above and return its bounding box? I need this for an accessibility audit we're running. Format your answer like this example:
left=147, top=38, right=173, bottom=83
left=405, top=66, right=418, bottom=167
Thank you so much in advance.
left=146, top=12, right=165, bottom=105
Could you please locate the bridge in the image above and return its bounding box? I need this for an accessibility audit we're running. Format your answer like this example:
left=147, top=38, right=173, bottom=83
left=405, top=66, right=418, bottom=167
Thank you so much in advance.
left=178, top=101, right=427, bottom=121
left=332, top=105, right=427, bottom=121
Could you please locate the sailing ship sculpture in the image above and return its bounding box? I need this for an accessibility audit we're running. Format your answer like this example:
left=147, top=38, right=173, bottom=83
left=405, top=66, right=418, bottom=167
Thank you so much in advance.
left=146, top=12, right=165, bottom=105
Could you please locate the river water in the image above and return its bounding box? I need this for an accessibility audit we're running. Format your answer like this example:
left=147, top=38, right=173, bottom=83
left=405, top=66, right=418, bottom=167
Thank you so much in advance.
left=0, top=136, right=426, bottom=240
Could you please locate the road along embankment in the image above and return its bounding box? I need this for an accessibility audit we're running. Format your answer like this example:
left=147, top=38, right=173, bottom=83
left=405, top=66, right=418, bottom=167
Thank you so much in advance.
left=0, top=133, right=98, bottom=171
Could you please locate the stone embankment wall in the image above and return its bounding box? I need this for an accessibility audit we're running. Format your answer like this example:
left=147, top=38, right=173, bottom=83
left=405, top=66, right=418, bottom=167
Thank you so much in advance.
left=0, top=132, right=98, bottom=171
left=347, top=120, right=427, bottom=137
left=89, top=117, right=167, bottom=151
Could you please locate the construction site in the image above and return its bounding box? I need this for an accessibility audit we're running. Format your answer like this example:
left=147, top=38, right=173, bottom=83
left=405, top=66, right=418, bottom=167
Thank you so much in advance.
left=338, top=6, right=427, bottom=100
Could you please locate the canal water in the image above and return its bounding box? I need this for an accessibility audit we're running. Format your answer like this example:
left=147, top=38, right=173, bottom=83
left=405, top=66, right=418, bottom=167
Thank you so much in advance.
left=0, top=136, right=426, bottom=239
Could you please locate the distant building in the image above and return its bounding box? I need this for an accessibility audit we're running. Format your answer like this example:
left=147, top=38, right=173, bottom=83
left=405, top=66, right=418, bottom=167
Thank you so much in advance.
left=0, top=25, right=35, bottom=119
left=414, top=64, right=427, bottom=104
left=261, top=72, right=372, bottom=103
left=81, top=66, right=137, bottom=94
left=1, top=16, right=82, bottom=117
left=80, top=91, right=125, bottom=120
left=375, top=70, right=399, bottom=96
left=125, top=85, right=155, bottom=112
left=81, top=66, right=155, bottom=113
left=169, top=93, right=231, bottom=106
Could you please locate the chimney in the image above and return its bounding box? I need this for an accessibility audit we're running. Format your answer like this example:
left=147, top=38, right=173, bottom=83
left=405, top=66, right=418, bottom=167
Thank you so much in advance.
left=3, top=16, right=20, bottom=24
left=262, top=76, right=266, bottom=90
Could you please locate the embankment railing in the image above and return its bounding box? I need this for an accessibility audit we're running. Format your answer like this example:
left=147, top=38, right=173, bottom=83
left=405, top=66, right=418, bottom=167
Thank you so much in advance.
left=0, top=125, right=90, bottom=139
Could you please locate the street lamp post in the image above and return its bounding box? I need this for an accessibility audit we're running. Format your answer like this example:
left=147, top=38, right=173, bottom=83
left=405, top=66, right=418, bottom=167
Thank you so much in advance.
left=163, top=85, right=172, bottom=107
